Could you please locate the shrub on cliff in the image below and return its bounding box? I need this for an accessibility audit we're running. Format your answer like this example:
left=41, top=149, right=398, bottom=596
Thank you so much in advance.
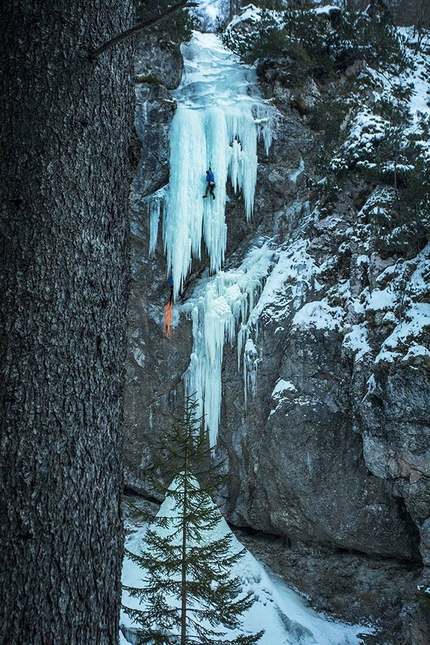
left=223, top=0, right=407, bottom=82
left=135, top=0, right=197, bottom=43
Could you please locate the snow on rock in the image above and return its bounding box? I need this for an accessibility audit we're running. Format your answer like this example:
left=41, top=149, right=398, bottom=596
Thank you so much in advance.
left=376, top=303, right=430, bottom=364
left=292, top=300, right=345, bottom=331
left=228, top=4, right=264, bottom=31
left=343, top=324, right=371, bottom=362
left=367, top=287, right=398, bottom=311
left=249, top=239, right=319, bottom=324
left=270, top=379, right=297, bottom=416
left=372, top=245, right=430, bottom=364
left=272, top=379, right=297, bottom=398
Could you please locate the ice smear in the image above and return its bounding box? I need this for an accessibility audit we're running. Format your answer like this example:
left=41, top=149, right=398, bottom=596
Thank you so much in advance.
left=144, top=187, right=166, bottom=256
left=121, top=484, right=373, bottom=645
left=182, top=235, right=323, bottom=446
left=343, top=324, right=371, bottom=362
left=244, top=337, right=261, bottom=407
left=292, top=301, right=345, bottom=331
left=160, top=31, right=273, bottom=300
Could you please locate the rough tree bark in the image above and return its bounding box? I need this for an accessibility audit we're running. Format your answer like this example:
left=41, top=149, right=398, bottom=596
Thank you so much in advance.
left=0, top=2, right=134, bottom=643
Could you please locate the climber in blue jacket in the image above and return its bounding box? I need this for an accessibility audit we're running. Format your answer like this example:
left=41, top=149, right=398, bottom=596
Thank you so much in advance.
left=203, top=169, right=215, bottom=199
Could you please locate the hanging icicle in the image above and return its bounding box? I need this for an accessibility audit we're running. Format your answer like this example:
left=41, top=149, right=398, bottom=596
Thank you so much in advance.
left=183, top=244, right=274, bottom=447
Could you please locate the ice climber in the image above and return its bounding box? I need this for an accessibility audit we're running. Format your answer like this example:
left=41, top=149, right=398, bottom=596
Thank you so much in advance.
left=168, top=274, right=174, bottom=301
left=203, top=169, right=215, bottom=199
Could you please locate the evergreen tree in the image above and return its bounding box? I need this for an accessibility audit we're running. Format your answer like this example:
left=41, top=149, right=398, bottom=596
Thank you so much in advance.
left=134, top=0, right=197, bottom=42
left=0, top=2, right=133, bottom=642
left=122, top=400, right=263, bottom=645
left=224, top=0, right=406, bottom=77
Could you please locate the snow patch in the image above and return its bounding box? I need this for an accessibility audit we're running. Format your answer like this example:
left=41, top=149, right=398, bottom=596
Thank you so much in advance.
left=272, top=379, right=297, bottom=399
left=292, top=300, right=345, bottom=331
left=367, top=287, right=398, bottom=311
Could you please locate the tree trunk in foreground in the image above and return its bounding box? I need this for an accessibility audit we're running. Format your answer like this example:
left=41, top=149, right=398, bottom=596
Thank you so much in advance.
left=0, top=2, right=134, bottom=643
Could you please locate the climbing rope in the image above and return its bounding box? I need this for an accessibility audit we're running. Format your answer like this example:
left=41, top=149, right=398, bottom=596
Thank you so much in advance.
left=164, top=300, right=173, bottom=339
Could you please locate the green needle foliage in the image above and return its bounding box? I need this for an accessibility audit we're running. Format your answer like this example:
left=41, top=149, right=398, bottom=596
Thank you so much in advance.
left=134, top=0, right=197, bottom=43
left=122, top=399, right=263, bottom=645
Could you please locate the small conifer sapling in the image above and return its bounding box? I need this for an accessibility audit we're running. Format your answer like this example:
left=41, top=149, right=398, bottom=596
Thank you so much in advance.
left=122, top=399, right=263, bottom=645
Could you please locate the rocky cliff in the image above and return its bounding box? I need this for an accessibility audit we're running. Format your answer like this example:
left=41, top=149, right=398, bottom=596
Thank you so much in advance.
left=124, top=18, right=430, bottom=645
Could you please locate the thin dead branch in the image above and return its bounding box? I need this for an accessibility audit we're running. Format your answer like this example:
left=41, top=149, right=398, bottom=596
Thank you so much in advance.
left=91, top=0, right=199, bottom=59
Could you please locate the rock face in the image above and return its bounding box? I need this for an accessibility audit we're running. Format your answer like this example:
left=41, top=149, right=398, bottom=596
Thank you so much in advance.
left=125, top=31, right=430, bottom=644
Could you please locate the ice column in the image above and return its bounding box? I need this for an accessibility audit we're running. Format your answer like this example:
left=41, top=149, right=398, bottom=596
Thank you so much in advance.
left=145, top=187, right=166, bottom=257
left=159, top=32, right=271, bottom=300
left=183, top=245, right=273, bottom=447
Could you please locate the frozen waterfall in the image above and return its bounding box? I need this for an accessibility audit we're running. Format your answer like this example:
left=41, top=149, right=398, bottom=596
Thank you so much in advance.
left=162, top=31, right=272, bottom=300
left=183, top=244, right=274, bottom=448
left=147, top=31, right=274, bottom=446
left=160, top=32, right=274, bottom=447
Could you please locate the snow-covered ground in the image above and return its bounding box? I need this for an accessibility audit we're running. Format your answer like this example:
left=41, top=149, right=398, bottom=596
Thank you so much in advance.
left=121, top=492, right=373, bottom=644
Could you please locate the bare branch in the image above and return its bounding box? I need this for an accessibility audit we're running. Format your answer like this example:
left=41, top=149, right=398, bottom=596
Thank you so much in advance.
left=91, top=0, right=199, bottom=59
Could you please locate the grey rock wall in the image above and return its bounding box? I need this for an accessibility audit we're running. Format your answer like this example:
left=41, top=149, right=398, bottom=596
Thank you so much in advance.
left=125, top=34, right=430, bottom=644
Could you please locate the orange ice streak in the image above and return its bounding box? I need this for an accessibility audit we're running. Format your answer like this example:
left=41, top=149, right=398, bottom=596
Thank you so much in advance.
left=164, top=301, right=173, bottom=339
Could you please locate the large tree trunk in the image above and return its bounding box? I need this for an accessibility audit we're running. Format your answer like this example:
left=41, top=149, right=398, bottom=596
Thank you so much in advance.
left=0, top=2, right=134, bottom=643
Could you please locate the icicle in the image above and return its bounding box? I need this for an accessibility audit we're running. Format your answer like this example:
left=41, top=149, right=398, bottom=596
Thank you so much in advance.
left=255, top=102, right=275, bottom=156
left=244, top=338, right=260, bottom=407
left=149, top=198, right=161, bottom=257
left=183, top=244, right=273, bottom=446
left=143, top=186, right=167, bottom=257
left=164, top=107, right=206, bottom=300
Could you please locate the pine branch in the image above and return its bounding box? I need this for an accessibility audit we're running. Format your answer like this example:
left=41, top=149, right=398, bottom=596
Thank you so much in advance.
left=91, top=0, right=199, bottom=59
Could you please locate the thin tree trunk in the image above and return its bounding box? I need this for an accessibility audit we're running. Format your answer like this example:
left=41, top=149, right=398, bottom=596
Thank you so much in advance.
left=0, top=2, right=134, bottom=643
left=181, top=431, right=190, bottom=645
